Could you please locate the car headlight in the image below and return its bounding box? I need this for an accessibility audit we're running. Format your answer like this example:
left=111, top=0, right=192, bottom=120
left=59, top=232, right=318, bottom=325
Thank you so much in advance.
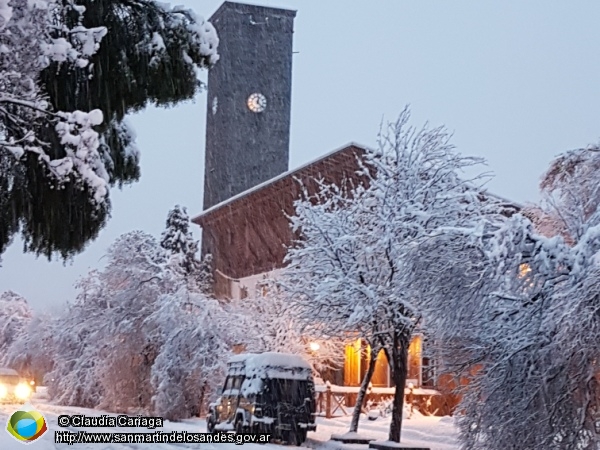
left=0, top=384, right=6, bottom=399
left=15, top=383, right=31, bottom=400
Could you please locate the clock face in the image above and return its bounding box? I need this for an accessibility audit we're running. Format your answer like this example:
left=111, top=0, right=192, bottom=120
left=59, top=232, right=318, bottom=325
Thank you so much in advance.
left=247, top=93, right=267, bottom=113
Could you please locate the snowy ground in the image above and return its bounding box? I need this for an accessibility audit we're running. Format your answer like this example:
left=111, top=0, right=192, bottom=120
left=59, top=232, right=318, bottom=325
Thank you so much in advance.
left=0, top=390, right=458, bottom=449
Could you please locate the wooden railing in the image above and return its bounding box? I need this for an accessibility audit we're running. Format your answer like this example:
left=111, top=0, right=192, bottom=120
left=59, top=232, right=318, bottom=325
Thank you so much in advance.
left=314, top=382, right=442, bottom=418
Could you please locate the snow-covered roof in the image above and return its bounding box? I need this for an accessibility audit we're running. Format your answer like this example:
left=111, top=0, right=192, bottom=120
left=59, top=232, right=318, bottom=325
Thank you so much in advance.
left=192, top=141, right=521, bottom=223
left=0, top=368, right=19, bottom=376
left=192, top=142, right=368, bottom=222
left=481, top=190, right=523, bottom=210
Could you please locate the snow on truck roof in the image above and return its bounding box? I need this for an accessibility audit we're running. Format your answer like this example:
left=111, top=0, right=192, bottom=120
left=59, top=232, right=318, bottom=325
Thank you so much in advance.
left=228, top=352, right=313, bottom=381
left=228, top=352, right=311, bottom=369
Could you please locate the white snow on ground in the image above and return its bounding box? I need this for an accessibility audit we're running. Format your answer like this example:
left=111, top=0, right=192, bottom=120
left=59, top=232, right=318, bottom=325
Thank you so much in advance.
left=308, top=414, right=459, bottom=450
left=0, top=391, right=458, bottom=449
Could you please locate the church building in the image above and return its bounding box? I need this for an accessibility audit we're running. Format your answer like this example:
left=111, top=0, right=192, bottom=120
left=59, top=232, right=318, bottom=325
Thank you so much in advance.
left=193, top=1, right=423, bottom=391
left=192, top=1, right=517, bottom=396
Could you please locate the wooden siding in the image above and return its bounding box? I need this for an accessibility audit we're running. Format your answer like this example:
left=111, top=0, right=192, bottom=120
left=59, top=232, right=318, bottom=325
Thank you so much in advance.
left=195, top=145, right=367, bottom=287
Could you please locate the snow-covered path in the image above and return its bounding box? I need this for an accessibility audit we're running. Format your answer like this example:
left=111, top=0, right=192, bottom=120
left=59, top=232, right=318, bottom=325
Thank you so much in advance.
left=0, top=397, right=458, bottom=449
left=0, top=401, right=209, bottom=449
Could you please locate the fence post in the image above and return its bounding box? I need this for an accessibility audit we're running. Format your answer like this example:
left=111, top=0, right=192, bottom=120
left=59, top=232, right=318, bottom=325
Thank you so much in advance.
left=362, top=382, right=373, bottom=414
left=407, top=382, right=414, bottom=419
left=325, top=381, right=332, bottom=419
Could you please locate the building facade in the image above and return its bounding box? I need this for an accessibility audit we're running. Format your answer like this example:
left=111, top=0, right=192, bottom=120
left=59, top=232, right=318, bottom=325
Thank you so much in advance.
left=194, top=138, right=430, bottom=389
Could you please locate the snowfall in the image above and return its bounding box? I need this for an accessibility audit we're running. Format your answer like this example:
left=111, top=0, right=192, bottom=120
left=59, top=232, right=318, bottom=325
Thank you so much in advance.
left=0, top=388, right=458, bottom=449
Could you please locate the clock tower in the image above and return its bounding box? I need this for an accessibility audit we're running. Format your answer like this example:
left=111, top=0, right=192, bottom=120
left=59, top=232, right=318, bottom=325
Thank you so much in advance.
left=203, top=2, right=297, bottom=210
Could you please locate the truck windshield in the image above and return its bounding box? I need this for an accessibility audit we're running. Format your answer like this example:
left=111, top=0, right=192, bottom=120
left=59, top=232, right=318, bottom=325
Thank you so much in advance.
left=0, top=375, right=20, bottom=385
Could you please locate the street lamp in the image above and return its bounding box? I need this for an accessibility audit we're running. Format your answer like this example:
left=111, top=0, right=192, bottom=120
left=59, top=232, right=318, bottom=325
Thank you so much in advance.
left=309, top=342, right=320, bottom=352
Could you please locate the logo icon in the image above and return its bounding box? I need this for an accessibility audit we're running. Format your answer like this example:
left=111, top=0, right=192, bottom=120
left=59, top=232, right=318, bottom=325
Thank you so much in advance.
left=6, top=404, right=47, bottom=444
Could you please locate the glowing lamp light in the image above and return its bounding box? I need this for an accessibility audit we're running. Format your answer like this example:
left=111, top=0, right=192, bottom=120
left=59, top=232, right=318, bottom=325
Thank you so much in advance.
left=309, top=342, right=320, bottom=352
left=15, top=383, right=31, bottom=400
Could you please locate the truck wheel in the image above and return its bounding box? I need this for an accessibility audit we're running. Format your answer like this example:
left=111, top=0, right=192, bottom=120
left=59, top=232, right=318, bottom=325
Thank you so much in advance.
left=297, top=429, right=307, bottom=445
left=284, top=431, right=299, bottom=446
left=207, top=414, right=216, bottom=434
left=235, top=417, right=244, bottom=435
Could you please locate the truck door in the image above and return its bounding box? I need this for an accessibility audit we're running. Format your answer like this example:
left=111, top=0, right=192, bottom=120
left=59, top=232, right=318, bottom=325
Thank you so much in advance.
left=222, top=376, right=235, bottom=422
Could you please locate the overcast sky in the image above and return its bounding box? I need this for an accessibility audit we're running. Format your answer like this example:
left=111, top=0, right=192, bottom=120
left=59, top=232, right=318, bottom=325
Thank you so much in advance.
left=1, top=0, right=599, bottom=312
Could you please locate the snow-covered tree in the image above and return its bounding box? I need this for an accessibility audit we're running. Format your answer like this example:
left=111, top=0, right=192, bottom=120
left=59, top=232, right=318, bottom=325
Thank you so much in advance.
left=160, top=205, right=194, bottom=255
left=539, top=145, right=600, bottom=242
left=463, top=148, right=600, bottom=450
left=0, top=0, right=111, bottom=259
left=0, top=0, right=106, bottom=162
left=3, top=313, right=55, bottom=383
left=161, top=205, right=212, bottom=293
left=46, top=295, right=105, bottom=407
left=281, top=180, right=384, bottom=434
left=522, top=204, right=566, bottom=239
left=0, top=291, right=32, bottom=356
left=410, top=146, right=600, bottom=449
left=283, top=107, right=491, bottom=442
left=47, top=231, right=170, bottom=409
left=46, top=227, right=232, bottom=418
left=0, top=0, right=219, bottom=260
left=149, top=289, right=235, bottom=420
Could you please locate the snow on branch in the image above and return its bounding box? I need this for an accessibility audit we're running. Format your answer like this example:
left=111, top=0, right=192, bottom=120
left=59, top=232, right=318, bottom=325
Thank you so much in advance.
left=0, top=0, right=109, bottom=205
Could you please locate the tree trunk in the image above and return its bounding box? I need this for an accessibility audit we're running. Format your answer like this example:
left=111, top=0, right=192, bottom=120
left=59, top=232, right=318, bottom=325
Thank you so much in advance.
left=199, top=382, right=207, bottom=417
left=349, top=344, right=379, bottom=433
left=388, top=332, right=409, bottom=443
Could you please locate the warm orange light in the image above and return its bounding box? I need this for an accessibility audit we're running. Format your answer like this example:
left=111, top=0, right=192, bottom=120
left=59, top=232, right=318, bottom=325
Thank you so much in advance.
left=519, top=263, right=531, bottom=278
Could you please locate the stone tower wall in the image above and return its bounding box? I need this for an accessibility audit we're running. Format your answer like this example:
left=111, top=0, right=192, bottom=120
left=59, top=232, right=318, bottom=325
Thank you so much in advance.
left=203, top=2, right=296, bottom=210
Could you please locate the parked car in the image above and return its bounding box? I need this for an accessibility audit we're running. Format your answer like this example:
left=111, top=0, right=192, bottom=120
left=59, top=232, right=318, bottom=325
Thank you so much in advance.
left=207, top=352, right=317, bottom=445
left=0, top=368, right=33, bottom=403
